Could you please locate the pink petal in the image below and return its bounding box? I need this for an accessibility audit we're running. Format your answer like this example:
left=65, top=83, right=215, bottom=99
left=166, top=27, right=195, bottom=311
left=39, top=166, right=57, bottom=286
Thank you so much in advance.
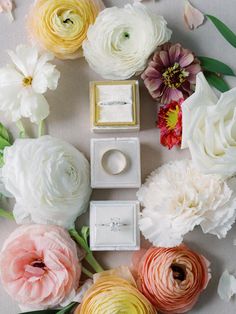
left=162, top=88, right=183, bottom=104
left=159, top=51, right=170, bottom=67
left=145, top=78, right=163, bottom=92
left=144, top=67, right=162, bottom=79
left=184, top=0, right=205, bottom=30
left=0, top=0, right=14, bottom=22
left=186, top=63, right=201, bottom=82
left=169, top=44, right=181, bottom=63
left=179, top=52, right=194, bottom=67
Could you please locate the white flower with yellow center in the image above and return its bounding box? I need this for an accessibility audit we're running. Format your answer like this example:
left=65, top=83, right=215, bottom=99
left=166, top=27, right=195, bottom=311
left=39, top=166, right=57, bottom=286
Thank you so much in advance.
left=0, top=45, right=60, bottom=123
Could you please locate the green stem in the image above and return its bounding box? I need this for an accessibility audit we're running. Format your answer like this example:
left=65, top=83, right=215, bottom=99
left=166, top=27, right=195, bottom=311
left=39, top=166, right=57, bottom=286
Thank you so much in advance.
left=85, top=253, right=104, bottom=273
left=0, top=208, right=14, bottom=220
left=69, top=229, right=104, bottom=273
left=38, top=120, right=45, bottom=137
left=82, top=266, right=93, bottom=279
left=16, top=120, right=27, bottom=138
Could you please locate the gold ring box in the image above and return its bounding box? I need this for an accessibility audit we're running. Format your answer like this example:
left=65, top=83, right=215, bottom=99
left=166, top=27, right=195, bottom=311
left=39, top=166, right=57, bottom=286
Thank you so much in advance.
left=90, top=80, right=140, bottom=133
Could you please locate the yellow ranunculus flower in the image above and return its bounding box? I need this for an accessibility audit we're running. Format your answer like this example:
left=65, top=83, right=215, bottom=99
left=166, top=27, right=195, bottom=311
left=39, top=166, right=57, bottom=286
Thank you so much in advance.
left=75, top=267, right=156, bottom=314
left=27, top=0, right=104, bottom=60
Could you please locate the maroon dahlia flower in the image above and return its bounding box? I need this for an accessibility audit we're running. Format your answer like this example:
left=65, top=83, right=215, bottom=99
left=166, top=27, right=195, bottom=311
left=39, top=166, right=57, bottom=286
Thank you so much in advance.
left=141, top=43, right=201, bottom=104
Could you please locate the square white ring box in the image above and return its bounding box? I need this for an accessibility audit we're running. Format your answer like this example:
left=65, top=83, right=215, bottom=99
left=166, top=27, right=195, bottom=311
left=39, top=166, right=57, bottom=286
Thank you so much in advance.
left=90, top=80, right=140, bottom=133
left=91, top=137, right=141, bottom=188
left=90, top=201, right=140, bottom=251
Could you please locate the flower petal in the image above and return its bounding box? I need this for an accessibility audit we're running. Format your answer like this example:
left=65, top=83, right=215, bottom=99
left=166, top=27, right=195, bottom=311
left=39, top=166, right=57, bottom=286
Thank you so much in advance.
left=184, top=0, right=205, bottom=30
left=0, top=66, right=22, bottom=87
left=8, top=45, right=38, bottom=77
left=20, top=92, right=49, bottom=123
left=33, top=63, right=60, bottom=94
left=218, top=270, right=236, bottom=301
left=179, top=52, right=194, bottom=67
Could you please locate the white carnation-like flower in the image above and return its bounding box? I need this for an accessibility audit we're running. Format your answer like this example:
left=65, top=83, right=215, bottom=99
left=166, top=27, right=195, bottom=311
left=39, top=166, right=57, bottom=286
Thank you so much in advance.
left=83, top=3, right=172, bottom=79
left=182, top=72, right=236, bottom=177
left=0, top=45, right=60, bottom=123
left=1, top=136, right=91, bottom=228
left=137, top=160, right=236, bottom=247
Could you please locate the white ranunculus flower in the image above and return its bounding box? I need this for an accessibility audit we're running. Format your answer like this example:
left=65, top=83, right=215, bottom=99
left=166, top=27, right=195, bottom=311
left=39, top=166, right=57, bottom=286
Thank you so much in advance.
left=1, top=136, right=91, bottom=228
left=0, top=45, right=60, bottom=123
left=137, top=160, right=236, bottom=247
left=83, top=3, right=171, bottom=79
left=182, top=72, right=236, bottom=176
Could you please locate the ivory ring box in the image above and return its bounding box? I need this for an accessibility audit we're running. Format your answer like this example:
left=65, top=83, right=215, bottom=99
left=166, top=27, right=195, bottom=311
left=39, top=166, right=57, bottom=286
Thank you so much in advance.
left=90, top=80, right=140, bottom=133
left=90, top=201, right=140, bottom=251
left=90, top=137, right=141, bottom=188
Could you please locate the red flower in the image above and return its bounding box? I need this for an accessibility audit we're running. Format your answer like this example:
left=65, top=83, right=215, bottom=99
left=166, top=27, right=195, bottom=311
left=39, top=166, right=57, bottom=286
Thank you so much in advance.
left=157, top=99, right=183, bottom=149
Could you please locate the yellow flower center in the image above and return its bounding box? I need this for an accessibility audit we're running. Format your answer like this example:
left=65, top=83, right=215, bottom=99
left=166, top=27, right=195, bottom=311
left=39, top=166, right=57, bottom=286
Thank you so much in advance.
left=165, top=105, right=180, bottom=130
left=22, top=76, right=33, bottom=87
left=162, top=63, right=188, bottom=88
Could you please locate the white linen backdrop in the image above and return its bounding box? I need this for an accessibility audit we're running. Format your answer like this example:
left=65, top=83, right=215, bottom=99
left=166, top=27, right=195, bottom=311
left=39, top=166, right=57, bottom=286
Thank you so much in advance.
left=0, top=0, right=236, bottom=313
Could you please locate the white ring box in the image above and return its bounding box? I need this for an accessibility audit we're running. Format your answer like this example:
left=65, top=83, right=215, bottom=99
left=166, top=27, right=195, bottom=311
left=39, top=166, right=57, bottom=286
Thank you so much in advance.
left=90, top=201, right=140, bottom=251
left=90, top=80, right=140, bottom=133
left=90, top=138, right=141, bottom=188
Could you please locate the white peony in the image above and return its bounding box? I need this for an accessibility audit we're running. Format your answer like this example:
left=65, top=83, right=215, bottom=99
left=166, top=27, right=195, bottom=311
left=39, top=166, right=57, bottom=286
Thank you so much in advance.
left=182, top=72, right=236, bottom=177
left=1, top=136, right=91, bottom=228
left=83, top=3, right=171, bottom=79
left=137, top=160, right=236, bottom=247
left=0, top=45, right=60, bottom=123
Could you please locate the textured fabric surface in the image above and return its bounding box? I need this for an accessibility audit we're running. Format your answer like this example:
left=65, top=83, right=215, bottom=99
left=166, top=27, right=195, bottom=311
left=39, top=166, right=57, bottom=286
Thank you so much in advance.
left=0, top=0, right=236, bottom=313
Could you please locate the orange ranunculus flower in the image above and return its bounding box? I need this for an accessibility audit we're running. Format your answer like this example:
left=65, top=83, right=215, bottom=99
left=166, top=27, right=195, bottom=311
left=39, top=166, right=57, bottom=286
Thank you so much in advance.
left=27, top=0, right=104, bottom=60
left=74, top=267, right=156, bottom=314
left=133, top=245, right=211, bottom=314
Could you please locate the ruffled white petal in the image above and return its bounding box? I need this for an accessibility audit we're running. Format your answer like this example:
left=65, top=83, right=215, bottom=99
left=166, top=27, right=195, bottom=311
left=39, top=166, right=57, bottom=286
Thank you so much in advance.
left=83, top=3, right=171, bottom=79
left=137, top=160, right=236, bottom=247
left=2, top=136, right=92, bottom=229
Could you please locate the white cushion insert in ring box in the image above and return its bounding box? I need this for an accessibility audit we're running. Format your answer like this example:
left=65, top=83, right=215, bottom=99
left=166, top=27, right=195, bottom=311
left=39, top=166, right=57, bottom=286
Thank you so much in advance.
left=90, top=201, right=140, bottom=251
left=90, top=80, right=140, bottom=133
left=90, top=137, right=141, bottom=188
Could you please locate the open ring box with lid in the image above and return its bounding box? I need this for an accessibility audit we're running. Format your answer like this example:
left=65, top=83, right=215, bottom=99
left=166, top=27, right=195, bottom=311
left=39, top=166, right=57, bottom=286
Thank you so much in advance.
left=90, top=80, right=140, bottom=133
left=90, top=201, right=140, bottom=251
left=90, top=137, right=141, bottom=188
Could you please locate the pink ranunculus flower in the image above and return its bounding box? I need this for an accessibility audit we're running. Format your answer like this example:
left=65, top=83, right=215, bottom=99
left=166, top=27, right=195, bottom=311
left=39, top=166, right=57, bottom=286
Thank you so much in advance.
left=0, top=225, right=81, bottom=310
left=133, top=245, right=211, bottom=314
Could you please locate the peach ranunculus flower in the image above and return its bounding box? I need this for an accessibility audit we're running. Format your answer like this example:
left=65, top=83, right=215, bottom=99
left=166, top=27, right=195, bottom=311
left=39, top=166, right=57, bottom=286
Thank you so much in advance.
left=75, top=267, right=156, bottom=314
left=27, top=0, right=105, bottom=60
left=0, top=225, right=81, bottom=311
left=133, top=245, right=211, bottom=314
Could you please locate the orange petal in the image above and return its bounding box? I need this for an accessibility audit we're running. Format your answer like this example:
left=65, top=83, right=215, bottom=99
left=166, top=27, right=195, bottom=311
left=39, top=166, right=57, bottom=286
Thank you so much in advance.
left=184, top=0, right=204, bottom=30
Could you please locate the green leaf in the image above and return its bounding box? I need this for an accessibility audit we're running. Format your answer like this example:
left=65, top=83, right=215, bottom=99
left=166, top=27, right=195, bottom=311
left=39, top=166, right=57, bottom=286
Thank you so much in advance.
left=204, top=71, right=230, bottom=92
left=81, top=226, right=89, bottom=244
left=0, top=208, right=14, bottom=220
left=20, top=311, right=58, bottom=314
left=57, top=302, right=77, bottom=314
left=0, top=153, right=4, bottom=167
left=198, top=56, right=235, bottom=76
left=0, top=123, right=11, bottom=143
left=0, top=137, right=11, bottom=150
left=206, top=15, right=236, bottom=48
left=20, top=303, right=77, bottom=314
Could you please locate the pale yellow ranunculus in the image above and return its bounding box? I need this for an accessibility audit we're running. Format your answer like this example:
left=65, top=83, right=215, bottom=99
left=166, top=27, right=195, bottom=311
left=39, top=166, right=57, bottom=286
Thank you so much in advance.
left=27, top=0, right=104, bottom=59
left=75, top=267, right=156, bottom=314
